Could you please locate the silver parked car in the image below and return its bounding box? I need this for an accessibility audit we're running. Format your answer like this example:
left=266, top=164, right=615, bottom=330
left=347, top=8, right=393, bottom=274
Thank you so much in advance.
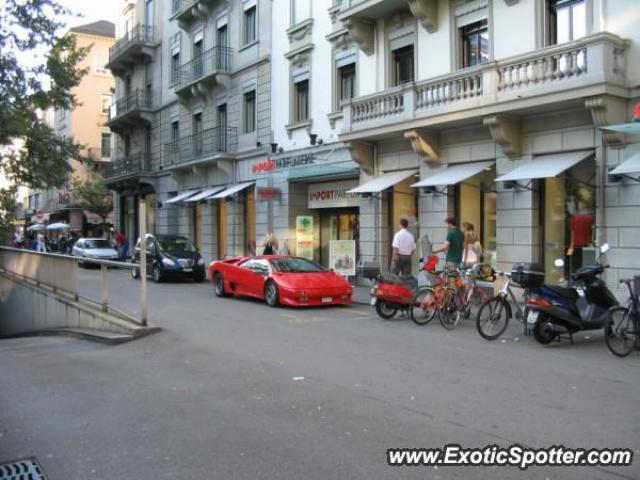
left=71, top=238, right=119, bottom=267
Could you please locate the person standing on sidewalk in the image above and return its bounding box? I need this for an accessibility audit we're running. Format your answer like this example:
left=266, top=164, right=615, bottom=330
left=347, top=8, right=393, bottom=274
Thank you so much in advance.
left=433, top=217, right=464, bottom=270
left=391, top=218, right=416, bottom=276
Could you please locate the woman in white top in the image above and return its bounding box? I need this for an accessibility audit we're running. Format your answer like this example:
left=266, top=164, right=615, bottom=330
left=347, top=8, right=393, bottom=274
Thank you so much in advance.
left=462, top=222, right=479, bottom=267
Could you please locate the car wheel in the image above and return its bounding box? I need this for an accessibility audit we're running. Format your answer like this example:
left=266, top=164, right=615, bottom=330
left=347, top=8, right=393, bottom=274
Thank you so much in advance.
left=264, top=281, right=279, bottom=307
left=152, top=265, right=163, bottom=283
left=131, top=267, right=140, bottom=279
left=214, top=273, right=227, bottom=297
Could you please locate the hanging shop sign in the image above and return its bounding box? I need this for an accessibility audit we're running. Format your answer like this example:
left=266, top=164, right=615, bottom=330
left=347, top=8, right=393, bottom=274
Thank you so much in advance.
left=256, top=187, right=282, bottom=202
left=308, top=179, right=360, bottom=209
left=252, top=154, right=315, bottom=174
left=295, top=215, right=314, bottom=260
left=329, top=240, right=356, bottom=277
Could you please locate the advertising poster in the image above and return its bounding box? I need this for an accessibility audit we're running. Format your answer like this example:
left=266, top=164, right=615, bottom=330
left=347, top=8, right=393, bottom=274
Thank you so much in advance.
left=329, top=240, right=356, bottom=277
left=295, top=215, right=314, bottom=260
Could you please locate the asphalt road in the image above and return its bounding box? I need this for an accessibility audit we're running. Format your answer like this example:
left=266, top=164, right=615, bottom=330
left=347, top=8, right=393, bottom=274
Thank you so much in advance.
left=1, top=268, right=639, bottom=480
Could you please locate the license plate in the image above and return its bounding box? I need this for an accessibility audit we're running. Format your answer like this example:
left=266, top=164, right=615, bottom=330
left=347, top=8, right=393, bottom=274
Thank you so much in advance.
left=527, top=311, right=539, bottom=324
left=183, top=268, right=193, bottom=272
left=322, top=297, right=333, bottom=303
left=370, top=297, right=377, bottom=306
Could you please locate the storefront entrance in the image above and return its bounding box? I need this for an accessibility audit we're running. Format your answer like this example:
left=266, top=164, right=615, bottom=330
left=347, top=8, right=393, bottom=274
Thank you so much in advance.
left=217, top=200, right=227, bottom=259
left=192, top=202, right=202, bottom=250
left=319, top=209, right=359, bottom=267
left=390, top=176, right=419, bottom=273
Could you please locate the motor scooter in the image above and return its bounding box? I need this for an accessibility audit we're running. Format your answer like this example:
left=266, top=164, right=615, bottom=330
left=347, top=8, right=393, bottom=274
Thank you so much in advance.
left=526, top=243, right=618, bottom=344
left=370, top=256, right=439, bottom=320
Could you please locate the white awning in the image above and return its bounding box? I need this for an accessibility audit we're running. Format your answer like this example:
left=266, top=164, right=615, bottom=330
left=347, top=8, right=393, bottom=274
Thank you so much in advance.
left=347, top=170, right=418, bottom=194
left=165, top=190, right=200, bottom=204
left=610, top=151, right=640, bottom=175
left=184, top=187, right=226, bottom=202
left=211, top=181, right=255, bottom=199
left=495, top=151, right=593, bottom=182
left=601, top=123, right=640, bottom=135
left=411, top=161, right=494, bottom=188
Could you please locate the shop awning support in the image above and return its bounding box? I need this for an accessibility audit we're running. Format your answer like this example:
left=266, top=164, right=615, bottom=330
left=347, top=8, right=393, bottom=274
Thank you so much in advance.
left=502, top=179, right=536, bottom=192
left=420, top=186, right=447, bottom=195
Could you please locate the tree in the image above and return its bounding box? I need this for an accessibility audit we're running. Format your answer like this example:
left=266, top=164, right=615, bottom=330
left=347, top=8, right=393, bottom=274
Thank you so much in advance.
left=71, top=173, right=113, bottom=235
left=0, top=0, right=89, bottom=230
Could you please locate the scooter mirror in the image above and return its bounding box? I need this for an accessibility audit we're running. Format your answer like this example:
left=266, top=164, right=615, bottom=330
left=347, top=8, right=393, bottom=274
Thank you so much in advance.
left=600, top=243, right=610, bottom=254
left=554, top=258, right=565, bottom=268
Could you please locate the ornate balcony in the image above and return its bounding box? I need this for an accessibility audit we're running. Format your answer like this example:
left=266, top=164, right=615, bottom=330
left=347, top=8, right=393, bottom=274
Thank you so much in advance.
left=106, top=89, right=155, bottom=133
left=171, top=0, right=223, bottom=28
left=106, top=24, right=157, bottom=75
left=104, top=153, right=152, bottom=185
left=172, top=46, right=232, bottom=98
left=162, top=126, right=238, bottom=171
left=340, top=32, right=628, bottom=142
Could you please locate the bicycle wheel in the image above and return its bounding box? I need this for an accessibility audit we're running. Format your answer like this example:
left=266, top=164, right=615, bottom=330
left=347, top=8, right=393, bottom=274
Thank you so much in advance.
left=411, top=288, right=436, bottom=326
left=604, top=306, right=638, bottom=358
left=476, top=296, right=510, bottom=340
left=439, top=288, right=460, bottom=330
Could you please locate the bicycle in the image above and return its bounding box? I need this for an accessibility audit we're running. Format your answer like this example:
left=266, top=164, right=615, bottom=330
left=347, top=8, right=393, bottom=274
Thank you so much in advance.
left=604, top=276, right=640, bottom=357
left=476, top=270, right=533, bottom=340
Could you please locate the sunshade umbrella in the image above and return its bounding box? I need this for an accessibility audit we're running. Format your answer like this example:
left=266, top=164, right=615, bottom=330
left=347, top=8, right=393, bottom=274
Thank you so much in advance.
left=27, top=223, right=47, bottom=232
left=46, top=222, right=71, bottom=230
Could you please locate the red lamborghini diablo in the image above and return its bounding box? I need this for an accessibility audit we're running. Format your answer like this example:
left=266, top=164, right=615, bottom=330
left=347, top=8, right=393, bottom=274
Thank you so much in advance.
left=208, top=256, right=353, bottom=307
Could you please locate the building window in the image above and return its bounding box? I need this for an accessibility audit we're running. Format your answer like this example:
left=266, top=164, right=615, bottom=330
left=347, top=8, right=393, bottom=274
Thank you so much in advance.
left=171, top=52, right=180, bottom=85
left=94, top=53, right=109, bottom=75
left=100, top=95, right=111, bottom=114
left=294, top=79, right=309, bottom=123
left=145, top=0, right=154, bottom=29
left=549, top=0, right=586, bottom=44
left=243, top=90, right=256, bottom=133
left=392, top=45, right=414, bottom=86
left=460, top=19, right=489, bottom=68
left=243, top=6, right=257, bottom=45
left=292, top=0, right=310, bottom=25
left=338, top=63, right=356, bottom=104
left=101, top=133, right=111, bottom=158
left=193, top=113, right=203, bottom=156
left=170, top=120, right=179, bottom=154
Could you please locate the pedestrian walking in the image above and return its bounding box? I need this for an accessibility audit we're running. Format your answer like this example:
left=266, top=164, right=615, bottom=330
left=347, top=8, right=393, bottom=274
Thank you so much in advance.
left=36, top=231, right=47, bottom=253
left=115, top=231, right=129, bottom=260
left=462, top=222, right=481, bottom=267
left=433, top=217, right=464, bottom=270
left=391, top=218, right=416, bottom=276
left=262, top=233, right=277, bottom=255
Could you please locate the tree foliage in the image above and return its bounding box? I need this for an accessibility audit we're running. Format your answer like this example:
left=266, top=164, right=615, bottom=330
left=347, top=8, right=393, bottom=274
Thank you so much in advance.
left=0, top=0, right=89, bottom=221
left=71, top=173, right=113, bottom=223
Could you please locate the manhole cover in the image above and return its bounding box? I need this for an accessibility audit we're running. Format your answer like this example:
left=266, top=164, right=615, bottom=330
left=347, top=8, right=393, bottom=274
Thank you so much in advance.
left=0, top=457, right=47, bottom=480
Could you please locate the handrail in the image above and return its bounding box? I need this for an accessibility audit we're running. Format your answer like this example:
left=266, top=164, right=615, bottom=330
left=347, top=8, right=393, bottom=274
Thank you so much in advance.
left=105, top=153, right=152, bottom=179
left=163, top=126, right=238, bottom=167
left=109, top=24, right=154, bottom=61
left=0, top=246, right=148, bottom=325
left=174, top=46, right=232, bottom=91
left=108, top=89, right=155, bottom=121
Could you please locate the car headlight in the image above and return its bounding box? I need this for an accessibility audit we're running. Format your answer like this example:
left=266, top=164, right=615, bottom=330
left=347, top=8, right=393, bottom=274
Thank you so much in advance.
left=197, top=258, right=205, bottom=266
left=162, top=257, right=174, bottom=267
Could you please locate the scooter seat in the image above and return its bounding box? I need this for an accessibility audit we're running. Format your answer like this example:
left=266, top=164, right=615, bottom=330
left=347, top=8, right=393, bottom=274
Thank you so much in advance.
left=380, top=274, right=418, bottom=290
left=544, top=285, right=579, bottom=300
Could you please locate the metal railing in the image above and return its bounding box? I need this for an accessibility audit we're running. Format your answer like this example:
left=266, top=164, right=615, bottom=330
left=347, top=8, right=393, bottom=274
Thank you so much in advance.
left=108, top=89, right=154, bottom=121
left=172, top=0, right=197, bottom=15
left=108, top=24, right=154, bottom=62
left=0, top=246, right=148, bottom=325
left=163, top=126, right=238, bottom=167
left=105, top=153, right=152, bottom=179
left=174, top=46, right=232, bottom=92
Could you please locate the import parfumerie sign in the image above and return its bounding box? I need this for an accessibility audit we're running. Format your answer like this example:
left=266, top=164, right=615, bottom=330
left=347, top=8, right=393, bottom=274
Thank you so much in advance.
left=308, top=180, right=359, bottom=209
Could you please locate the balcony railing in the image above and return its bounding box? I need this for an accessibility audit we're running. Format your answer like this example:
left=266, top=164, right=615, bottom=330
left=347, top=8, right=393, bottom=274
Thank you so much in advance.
left=341, top=32, right=627, bottom=135
left=173, top=46, right=232, bottom=93
left=108, top=24, right=154, bottom=63
left=108, top=89, right=154, bottom=122
left=163, top=127, right=237, bottom=168
left=172, top=0, right=196, bottom=15
left=105, top=153, right=152, bottom=180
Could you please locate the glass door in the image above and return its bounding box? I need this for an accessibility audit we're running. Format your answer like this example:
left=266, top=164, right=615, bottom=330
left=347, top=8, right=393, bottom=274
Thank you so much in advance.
left=320, top=209, right=359, bottom=267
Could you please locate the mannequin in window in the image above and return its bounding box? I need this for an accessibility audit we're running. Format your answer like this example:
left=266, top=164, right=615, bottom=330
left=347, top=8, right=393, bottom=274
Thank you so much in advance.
left=567, top=187, right=594, bottom=272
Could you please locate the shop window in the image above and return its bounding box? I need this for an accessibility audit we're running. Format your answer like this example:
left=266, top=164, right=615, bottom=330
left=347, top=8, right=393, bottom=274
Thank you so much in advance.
left=243, top=90, right=256, bottom=133
left=460, top=19, right=489, bottom=68
left=294, top=79, right=309, bottom=123
left=243, top=6, right=257, bottom=45
left=548, top=0, right=586, bottom=45
left=541, top=160, right=595, bottom=284
left=338, top=63, right=356, bottom=105
left=392, top=45, right=414, bottom=86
